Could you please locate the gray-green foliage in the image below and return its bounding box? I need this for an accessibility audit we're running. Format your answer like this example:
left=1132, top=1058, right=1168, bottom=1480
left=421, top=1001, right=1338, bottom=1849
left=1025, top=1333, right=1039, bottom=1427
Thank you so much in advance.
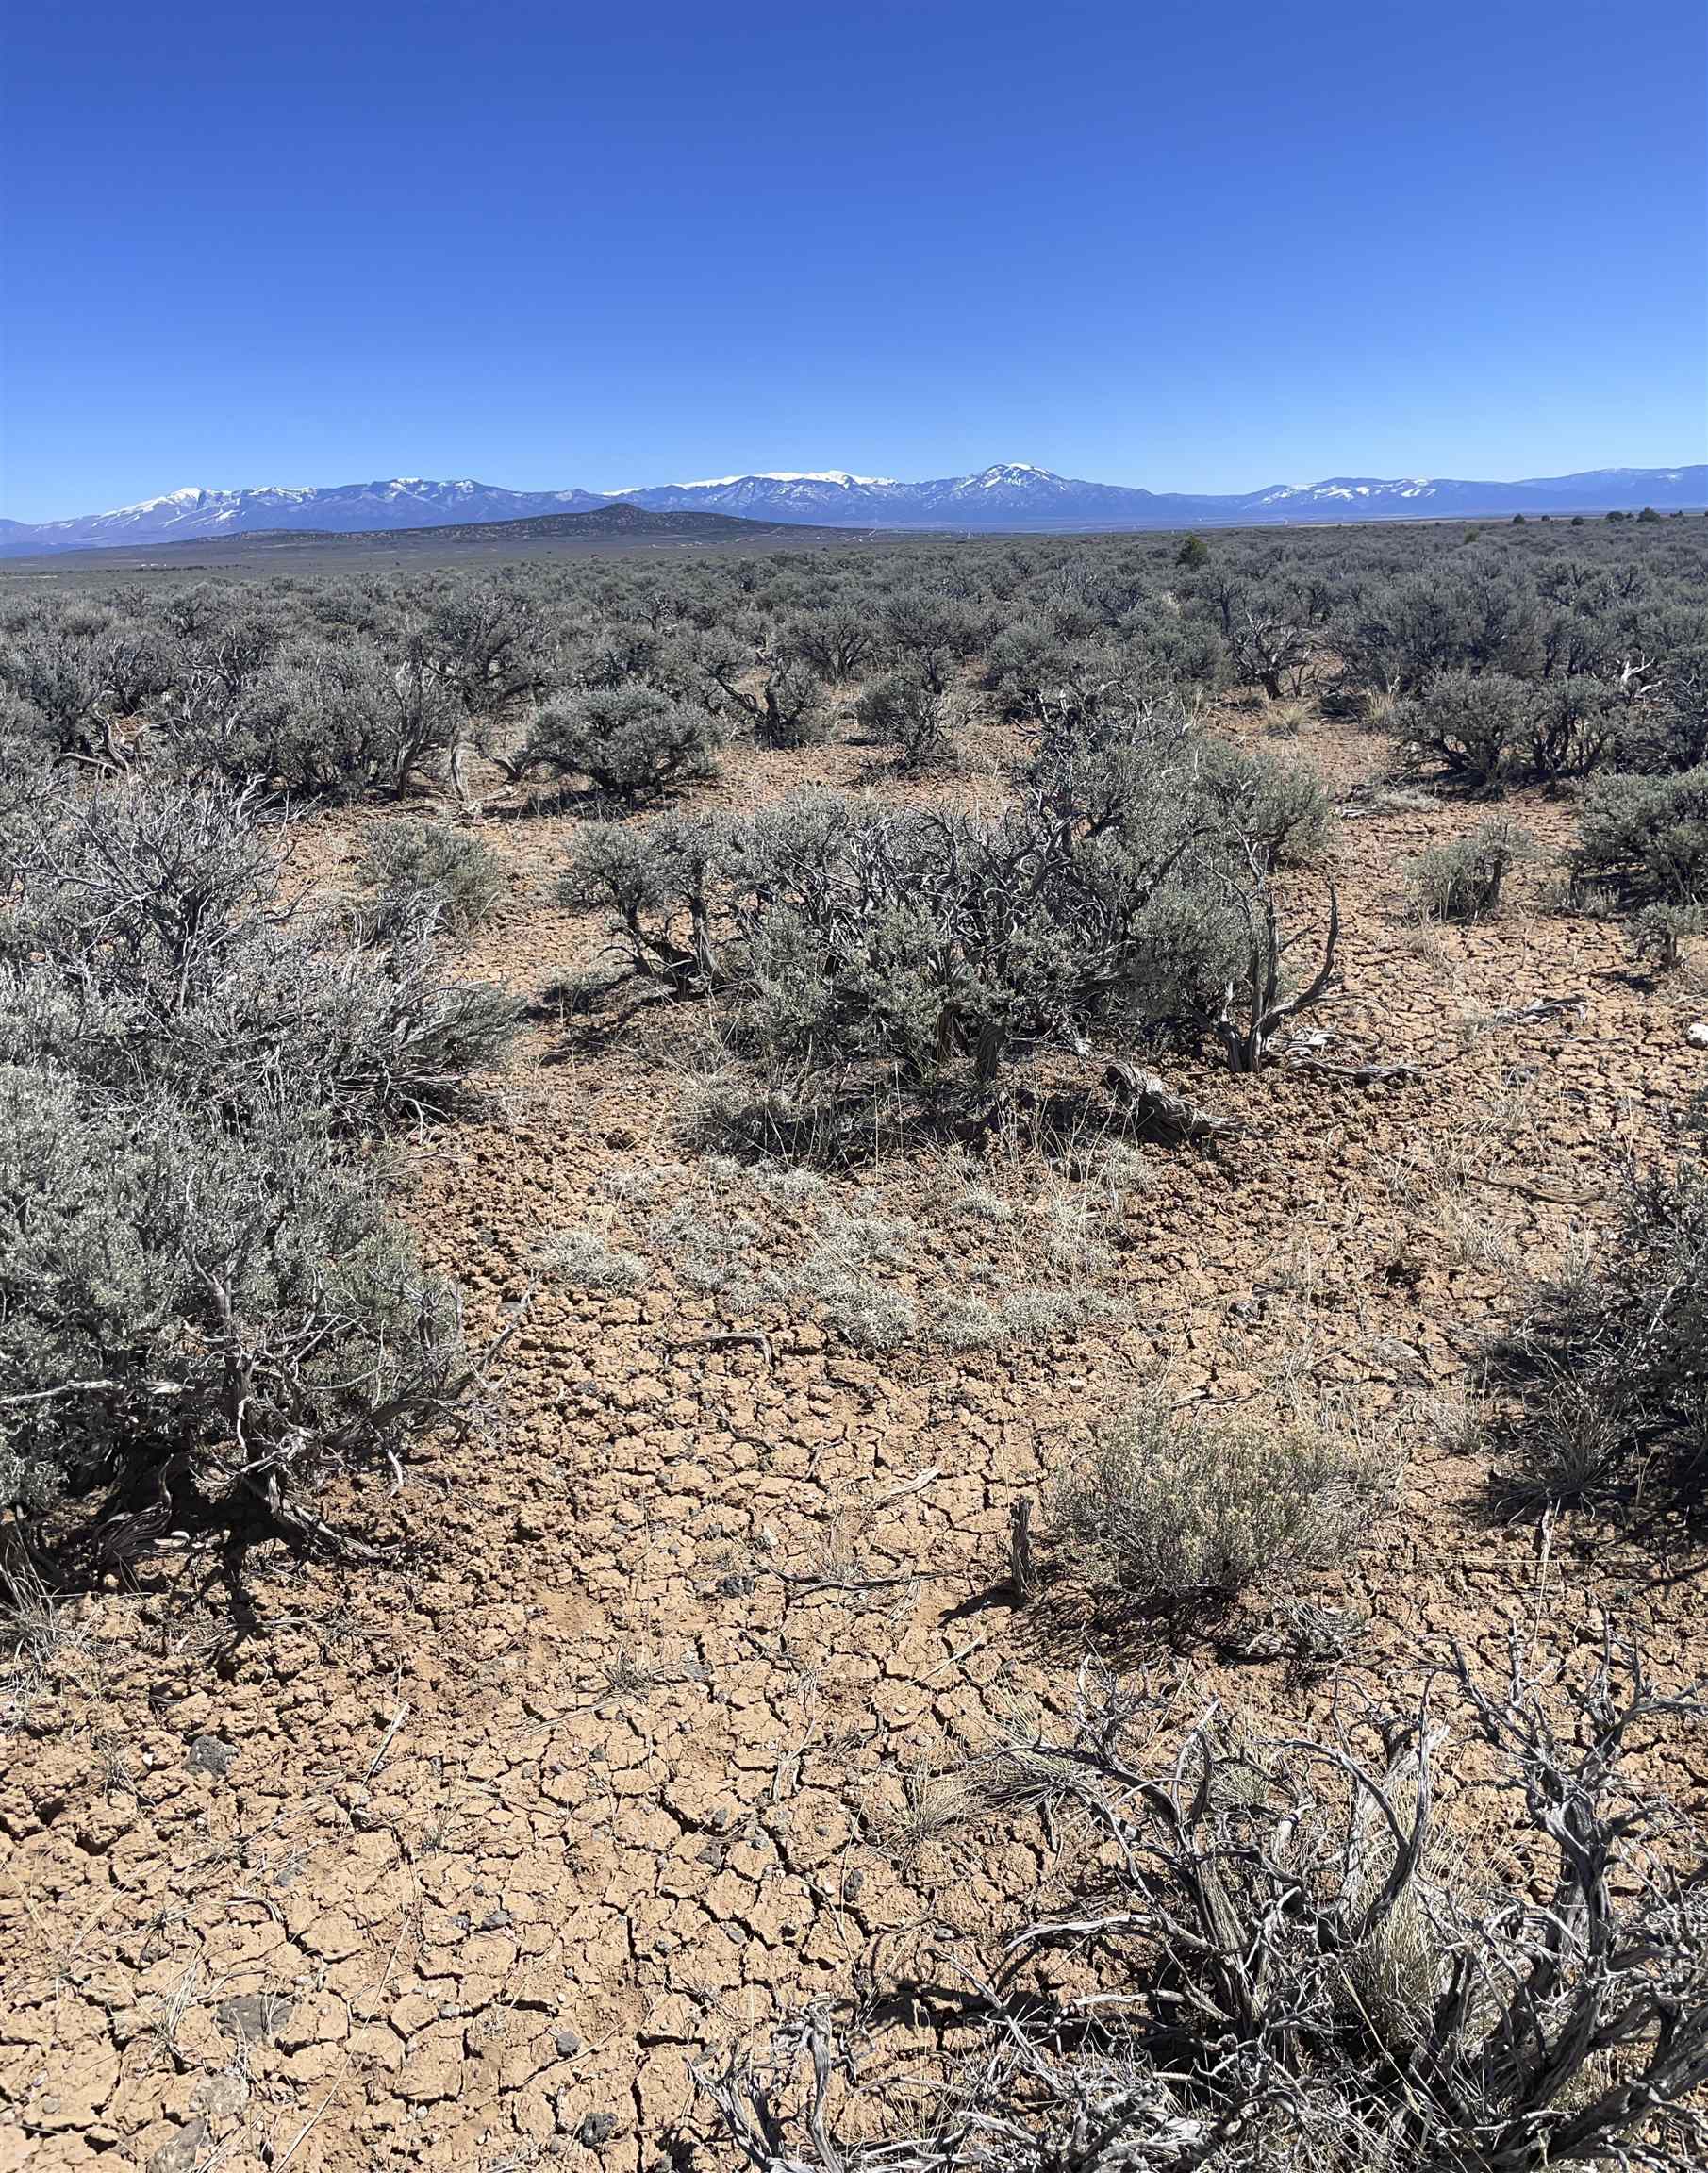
left=1407, top=817, right=1535, bottom=921
left=1489, top=1159, right=1708, bottom=1512
left=1630, top=901, right=1706, bottom=971
left=722, top=724, right=1333, bottom=1086
left=854, top=670, right=965, bottom=771
left=1575, top=766, right=1708, bottom=902
left=1048, top=1399, right=1383, bottom=1621
left=570, top=719, right=1335, bottom=1095
left=210, top=637, right=433, bottom=797
left=0, top=1070, right=461, bottom=1524
left=1394, top=669, right=1541, bottom=789
left=358, top=819, right=505, bottom=940
left=0, top=776, right=516, bottom=1541
left=518, top=684, right=722, bottom=802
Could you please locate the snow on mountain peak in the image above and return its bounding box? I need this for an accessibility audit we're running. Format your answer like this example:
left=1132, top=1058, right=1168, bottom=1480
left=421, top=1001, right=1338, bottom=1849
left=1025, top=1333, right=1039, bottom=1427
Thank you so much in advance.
left=963, top=462, right=1062, bottom=489
left=6, top=460, right=1701, bottom=555
left=678, top=471, right=896, bottom=489
left=111, top=486, right=212, bottom=514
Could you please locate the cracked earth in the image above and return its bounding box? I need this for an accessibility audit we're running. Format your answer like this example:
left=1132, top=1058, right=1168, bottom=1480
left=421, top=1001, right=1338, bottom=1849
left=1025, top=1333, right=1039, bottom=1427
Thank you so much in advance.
left=7, top=708, right=1708, bottom=2170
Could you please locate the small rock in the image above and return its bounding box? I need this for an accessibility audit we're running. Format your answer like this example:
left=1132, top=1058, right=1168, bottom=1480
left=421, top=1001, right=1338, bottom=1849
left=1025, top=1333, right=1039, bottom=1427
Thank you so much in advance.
left=575, top=2111, right=619, bottom=2149
left=186, top=1733, right=237, bottom=1778
left=149, top=2119, right=208, bottom=2173
left=1688, top=1022, right=1708, bottom=1049
left=190, top=2070, right=248, bottom=2122
left=553, top=2026, right=583, bottom=2058
left=218, top=1992, right=295, bottom=2045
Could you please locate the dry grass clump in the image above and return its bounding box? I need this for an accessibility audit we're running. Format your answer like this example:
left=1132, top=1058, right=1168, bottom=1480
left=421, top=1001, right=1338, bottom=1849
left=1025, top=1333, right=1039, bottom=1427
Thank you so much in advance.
left=578, top=1155, right=1132, bottom=1354
left=928, top=1286, right=1118, bottom=1351
left=1047, top=1397, right=1385, bottom=1622
left=537, top=1224, right=648, bottom=1292
left=1, top=1542, right=101, bottom=1733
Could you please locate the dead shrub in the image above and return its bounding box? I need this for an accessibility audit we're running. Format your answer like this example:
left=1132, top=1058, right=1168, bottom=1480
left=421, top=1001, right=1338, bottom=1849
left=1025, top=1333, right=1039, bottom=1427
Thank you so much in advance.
left=700, top=1634, right=1708, bottom=2173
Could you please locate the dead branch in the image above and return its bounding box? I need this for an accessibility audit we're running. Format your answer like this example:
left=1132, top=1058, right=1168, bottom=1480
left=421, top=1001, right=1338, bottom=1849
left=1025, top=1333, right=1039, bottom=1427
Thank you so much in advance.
left=1102, top=1061, right=1237, bottom=1140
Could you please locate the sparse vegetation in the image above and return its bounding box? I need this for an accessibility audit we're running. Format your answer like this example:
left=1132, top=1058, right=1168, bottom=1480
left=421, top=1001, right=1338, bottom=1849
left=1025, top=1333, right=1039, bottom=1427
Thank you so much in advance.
left=7, top=512, right=1708, bottom=2173
left=703, top=1637, right=1708, bottom=2173
left=1487, top=1154, right=1708, bottom=1512
left=1046, top=1397, right=1384, bottom=1623
left=1407, top=815, right=1535, bottom=921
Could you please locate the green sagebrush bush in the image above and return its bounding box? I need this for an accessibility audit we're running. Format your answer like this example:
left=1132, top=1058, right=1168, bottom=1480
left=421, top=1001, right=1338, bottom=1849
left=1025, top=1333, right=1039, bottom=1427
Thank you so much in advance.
left=173, top=634, right=468, bottom=800
left=357, top=818, right=505, bottom=940
left=2, top=779, right=516, bottom=1130
left=1392, top=668, right=1541, bottom=789
left=0, top=1070, right=464, bottom=1531
left=516, top=683, right=722, bottom=802
left=854, top=670, right=966, bottom=771
left=571, top=716, right=1336, bottom=1091
left=0, top=776, right=516, bottom=1548
left=1344, top=556, right=1542, bottom=695
left=1488, top=1157, right=1708, bottom=1512
left=701, top=642, right=833, bottom=749
left=1407, top=816, right=1535, bottom=921
left=1575, top=765, right=1708, bottom=902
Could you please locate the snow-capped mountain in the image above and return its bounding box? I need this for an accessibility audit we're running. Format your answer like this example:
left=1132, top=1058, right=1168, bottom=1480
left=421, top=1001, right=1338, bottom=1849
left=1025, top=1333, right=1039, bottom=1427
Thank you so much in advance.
left=620, top=462, right=1173, bottom=525
left=624, top=463, right=1707, bottom=529
left=1238, top=470, right=1708, bottom=520
left=3, top=463, right=1701, bottom=554
left=4, top=478, right=610, bottom=553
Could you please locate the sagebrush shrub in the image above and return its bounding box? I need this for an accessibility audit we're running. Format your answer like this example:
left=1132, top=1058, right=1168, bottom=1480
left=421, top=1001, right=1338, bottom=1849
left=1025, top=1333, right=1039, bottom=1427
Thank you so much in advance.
left=519, top=684, right=721, bottom=802
left=0, top=776, right=515, bottom=1546
left=538, top=1225, right=648, bottom=1291
left=203, top=637, right=435, bottom=797
left=854, top=671, right=965, bottom=770
left=1575, top=765, right=1708, bottom=902
left=1394, top=668, right=1539, bottom=788
left=567, top=723, right=1337, bottom=1098
left=697, top=634, right=833, bottom=748
left=1407, top=816, right=1535, bottom=921
left=1630, top=900, right=1706, bottom=971
left=0, top=1069, right=462, bottom=1526
left=3, top=780, right=516, bottom=1129
left=1047, top=1399, right=1382, bottom=1620
left=358, top=819, right=505, bottom=939
left=702, top=1639, right=1708, bottom=2173
left=1346, top=556, right=1543, bottom=694
left=1488, top=1159, right=1708, bottom=1509
left=779, top=605, right=878, bottom=683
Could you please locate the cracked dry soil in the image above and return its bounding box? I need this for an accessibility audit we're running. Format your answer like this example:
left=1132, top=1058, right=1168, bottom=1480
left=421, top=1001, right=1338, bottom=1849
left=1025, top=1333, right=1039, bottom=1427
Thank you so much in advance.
left=6, top=709, right=1708, bottom=2171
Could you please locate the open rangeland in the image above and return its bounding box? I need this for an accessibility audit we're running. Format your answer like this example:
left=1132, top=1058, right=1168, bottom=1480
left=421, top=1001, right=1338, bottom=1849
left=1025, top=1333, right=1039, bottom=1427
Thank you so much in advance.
left=5, top=520, right=1708, bottom=2171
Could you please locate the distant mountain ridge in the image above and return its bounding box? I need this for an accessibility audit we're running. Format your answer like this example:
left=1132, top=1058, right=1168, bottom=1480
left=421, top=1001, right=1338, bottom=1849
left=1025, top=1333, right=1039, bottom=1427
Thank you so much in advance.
left=4, top=461, right=1702, bottom=554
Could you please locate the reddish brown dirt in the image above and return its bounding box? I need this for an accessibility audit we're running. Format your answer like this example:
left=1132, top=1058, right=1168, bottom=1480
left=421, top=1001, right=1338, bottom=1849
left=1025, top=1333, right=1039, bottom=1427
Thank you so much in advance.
left=6, top=705, right=1708, bottom=2171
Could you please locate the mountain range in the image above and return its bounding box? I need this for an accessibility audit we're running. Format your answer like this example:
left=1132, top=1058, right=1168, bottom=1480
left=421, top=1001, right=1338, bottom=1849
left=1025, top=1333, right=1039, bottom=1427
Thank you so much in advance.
left=3, top=461, right=1702, bottom=555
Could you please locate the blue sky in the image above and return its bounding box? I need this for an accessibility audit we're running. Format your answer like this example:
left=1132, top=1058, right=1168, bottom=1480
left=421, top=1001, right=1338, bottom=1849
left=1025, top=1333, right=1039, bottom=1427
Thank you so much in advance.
left=3, top=1, right=1704, bottom=521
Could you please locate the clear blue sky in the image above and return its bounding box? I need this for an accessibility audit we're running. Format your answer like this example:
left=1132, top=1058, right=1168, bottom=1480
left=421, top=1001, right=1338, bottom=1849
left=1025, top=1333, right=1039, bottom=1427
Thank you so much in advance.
left=3, top=1, right=1704, bottom=521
